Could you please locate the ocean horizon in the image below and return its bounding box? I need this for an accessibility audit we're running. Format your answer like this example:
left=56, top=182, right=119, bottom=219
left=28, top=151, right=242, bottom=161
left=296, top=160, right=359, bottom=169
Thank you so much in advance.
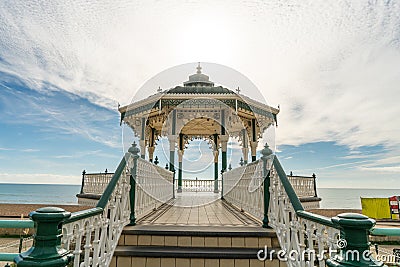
left=0, top=183, right=399, bottom=209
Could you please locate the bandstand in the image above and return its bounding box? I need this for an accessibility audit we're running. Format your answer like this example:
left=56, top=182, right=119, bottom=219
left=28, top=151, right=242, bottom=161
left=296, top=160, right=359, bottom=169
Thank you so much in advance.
left=118, top=63, right=280, bottom=193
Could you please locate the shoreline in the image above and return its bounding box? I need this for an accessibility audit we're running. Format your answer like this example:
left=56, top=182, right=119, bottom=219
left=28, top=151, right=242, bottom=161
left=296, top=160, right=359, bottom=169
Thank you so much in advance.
left=0, top=203, right=90, bottom=218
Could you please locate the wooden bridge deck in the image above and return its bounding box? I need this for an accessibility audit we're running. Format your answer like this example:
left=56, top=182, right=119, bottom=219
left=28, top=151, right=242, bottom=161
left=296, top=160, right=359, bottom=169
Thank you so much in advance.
left=137, top=192, right=261, bottom=227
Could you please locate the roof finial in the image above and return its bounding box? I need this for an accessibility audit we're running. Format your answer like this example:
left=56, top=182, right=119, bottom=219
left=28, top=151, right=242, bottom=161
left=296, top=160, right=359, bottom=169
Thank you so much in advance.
left=196, top=62, right=202, bottom=74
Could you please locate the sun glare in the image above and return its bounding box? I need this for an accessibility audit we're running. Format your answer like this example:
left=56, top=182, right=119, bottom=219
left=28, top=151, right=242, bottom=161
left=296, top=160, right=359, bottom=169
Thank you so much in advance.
left=177, top=12, right=239, bottom=62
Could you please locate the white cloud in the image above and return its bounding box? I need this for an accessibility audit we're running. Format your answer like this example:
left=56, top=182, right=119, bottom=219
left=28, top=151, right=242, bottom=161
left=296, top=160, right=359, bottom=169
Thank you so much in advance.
left=0, top=82, right=121, bottom=148
left=0, top=173, right=80, bottom=185
left=0, top=1, right=397, bottom=150
left=1, top=1, right=400, bottom=182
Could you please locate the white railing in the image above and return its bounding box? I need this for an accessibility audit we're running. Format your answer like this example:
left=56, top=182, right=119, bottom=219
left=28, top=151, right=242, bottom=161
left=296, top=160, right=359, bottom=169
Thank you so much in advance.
left=268, top=160, right=340, bottom=267
left=60, top=148, right=174, bottom=267
left=135, top=158, right=174, bottom=219
left=223, top=160, right=264, bottom=221
left=82, top=173, right=114, bottom=194
left=62, top=160, right=131, bottom=267
left=288, top=176, right=316, bottom=198
left=180, top=179, right=221, bottom=192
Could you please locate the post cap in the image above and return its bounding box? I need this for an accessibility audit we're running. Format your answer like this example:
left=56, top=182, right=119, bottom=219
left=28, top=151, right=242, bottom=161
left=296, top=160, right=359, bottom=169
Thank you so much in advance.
left=128, top=142, right=140, bottom=155
left=332, top=212, right=375, bottom=229
left=30, top=207, right=71, bottom=222
left=261, top=143, right=273, bottom=157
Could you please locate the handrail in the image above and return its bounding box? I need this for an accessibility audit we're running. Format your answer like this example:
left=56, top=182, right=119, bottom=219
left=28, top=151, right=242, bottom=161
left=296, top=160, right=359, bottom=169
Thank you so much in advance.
left=62, top=154, right=128, bottom=225
left=267, top=148, right=381, bottom=267
left=97, top=155, right=127, bottom=208
left=370, top=227, right=400, bottom=236
left=272, top=157, right=340, bottom=228
left=296, top=210, right=336, bottom=228
left=0, top=220, right=34, bottom=229
left=0, top=253, right=19, bottom=261
left=64, top=207, right=103, bottom=224
left=272, top=156, right=304, bottom=212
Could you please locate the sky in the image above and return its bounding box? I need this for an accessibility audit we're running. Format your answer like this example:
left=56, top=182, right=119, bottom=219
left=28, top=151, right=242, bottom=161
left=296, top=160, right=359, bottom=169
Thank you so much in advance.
left=0, top=1, right=399, bottom=188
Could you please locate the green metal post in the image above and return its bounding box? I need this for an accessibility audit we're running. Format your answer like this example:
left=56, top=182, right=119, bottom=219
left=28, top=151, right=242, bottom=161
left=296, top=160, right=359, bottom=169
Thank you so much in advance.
left=172, top=170, right=176, bottom=199
left=222, top=151, right=227, bottom=172
left=214, top=161, right=219, bottom=193
left=221, top=169, right=224, bottom=200
left=15, top=207, right=72, bottom=267
left=177, top=134, right=183, bottom=193
left=169, top=151, right=175, bottom=172
left=261, top=143, right=272, bottom=228
left=326, top=213, right=385, bottom=267
left=80, top=170, right=86, bottom=194
left=128, top=142, right=140, bottom=226
left=178, top=161, right=183, bottom=193
left=213, top=134, right=219, bottom=193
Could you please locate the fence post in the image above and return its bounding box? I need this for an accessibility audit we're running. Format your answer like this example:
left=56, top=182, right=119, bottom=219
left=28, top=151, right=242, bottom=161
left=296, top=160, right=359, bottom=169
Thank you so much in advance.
left=327, top=213, right=385, bottom=267
left=261, top=143, right=272, bottom=228
left=14, top=207, right=72, bottom=267
left=312, top=173, right=318, bottom=197
left=221, top=169, right=224, bottom=200
left=173, top=170, right=176, bottom=199
left=128, top=142, right=140, bottom=226
left=80, top=170, right=86, bottom=194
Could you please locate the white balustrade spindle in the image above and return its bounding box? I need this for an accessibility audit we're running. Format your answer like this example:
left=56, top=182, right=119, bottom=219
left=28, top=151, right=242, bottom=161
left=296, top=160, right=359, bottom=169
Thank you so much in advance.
left=135, top=158, right=174, bottom=219
left=61, top=164, right=131, bottom=267
left=223, top=160, right=264, bottom=221
left=268, top=165, right=340, bottom=267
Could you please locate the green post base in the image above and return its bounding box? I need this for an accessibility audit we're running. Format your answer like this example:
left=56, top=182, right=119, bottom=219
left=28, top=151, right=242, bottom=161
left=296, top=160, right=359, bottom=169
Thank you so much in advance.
left=326, top=213, right=386, bottom=267
left=14, top=207, right=72, bottom=267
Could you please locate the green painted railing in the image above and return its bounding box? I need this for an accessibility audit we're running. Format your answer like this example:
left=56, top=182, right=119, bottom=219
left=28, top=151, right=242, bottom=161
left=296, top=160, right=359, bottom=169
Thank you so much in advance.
left=7, top=144, right=138, bottom=267
left=0, top=220, right=34, bottom=229
left=1, top=142, right=174, bottom=267
left=262, top=144, right=386, bottom=267
left=0, top=219, right=34, bottom=262
left=1, top=253, right=19, bottom=262
left=370, top=227, right=400, bottom=236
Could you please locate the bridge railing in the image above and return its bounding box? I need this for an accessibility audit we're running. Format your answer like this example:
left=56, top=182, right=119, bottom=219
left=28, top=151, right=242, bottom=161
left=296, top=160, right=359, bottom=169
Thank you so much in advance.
left=223, top=144, right=385, bottom=267
left=180, top=179, right=222, bottom=192
left=135, top=157, right=174, bottom=219
left=80, top=172, right=114, bottom=194
left=269, top=156, right=341, bottom=267
left=223, top=160, right=265, bottom=221
left=2, top=143, right=173, bottom=267
left=287, top=174, right=317, bottom=198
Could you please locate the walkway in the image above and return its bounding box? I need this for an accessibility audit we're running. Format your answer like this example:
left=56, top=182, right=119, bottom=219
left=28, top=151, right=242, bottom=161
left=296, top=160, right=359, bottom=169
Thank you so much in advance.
left=137, top=192, right=260, bottom=227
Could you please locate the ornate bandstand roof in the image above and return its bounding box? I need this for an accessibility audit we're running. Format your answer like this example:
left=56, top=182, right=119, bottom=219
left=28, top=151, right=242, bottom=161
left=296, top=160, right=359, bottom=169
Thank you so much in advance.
left=118, top=64, right=280, bottom=142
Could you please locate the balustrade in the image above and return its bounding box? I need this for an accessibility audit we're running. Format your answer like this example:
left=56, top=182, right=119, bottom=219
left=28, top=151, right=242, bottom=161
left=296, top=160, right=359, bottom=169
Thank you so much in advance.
left=180, top=179, right=221, bottom=192
left=6, top=143, right=174, bottom=267
left=223, top=160, right=265, bottom=221
left=81, top=173, right=114, bottom=194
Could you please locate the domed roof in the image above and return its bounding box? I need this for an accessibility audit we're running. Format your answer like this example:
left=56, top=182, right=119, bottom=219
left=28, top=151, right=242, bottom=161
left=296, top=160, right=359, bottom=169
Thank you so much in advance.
left=183, top=63, right=215, bottom=87
left=165, top=63, right=235, bottom=94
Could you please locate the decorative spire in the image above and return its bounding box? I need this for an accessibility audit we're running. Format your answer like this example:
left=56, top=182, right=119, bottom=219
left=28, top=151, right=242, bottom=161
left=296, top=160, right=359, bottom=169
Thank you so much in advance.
left=196, top=62, right=202, bottom=74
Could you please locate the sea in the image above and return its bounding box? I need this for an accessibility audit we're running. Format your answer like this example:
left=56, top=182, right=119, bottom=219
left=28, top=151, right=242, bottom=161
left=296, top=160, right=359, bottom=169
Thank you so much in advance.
left=0, top=184, right=399, bottom=209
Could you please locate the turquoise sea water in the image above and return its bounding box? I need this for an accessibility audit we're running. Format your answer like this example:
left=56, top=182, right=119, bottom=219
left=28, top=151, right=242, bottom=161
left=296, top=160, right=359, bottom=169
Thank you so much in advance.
left=0, top=184, right=399, bottom=209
